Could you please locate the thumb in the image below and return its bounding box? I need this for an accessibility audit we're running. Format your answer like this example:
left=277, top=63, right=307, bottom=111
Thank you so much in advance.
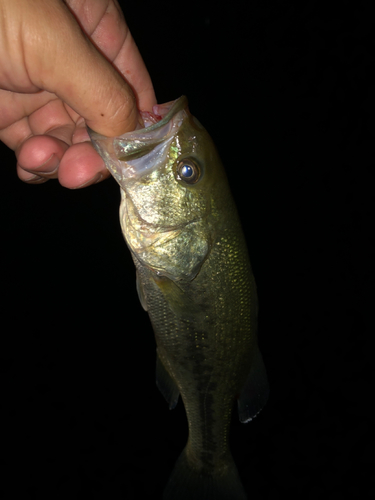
left=23, top=1, right=139, bottom=136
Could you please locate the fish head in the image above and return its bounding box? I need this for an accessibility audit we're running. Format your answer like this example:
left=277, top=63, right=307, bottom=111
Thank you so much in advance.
left=88, top=96, right=227, bottom=282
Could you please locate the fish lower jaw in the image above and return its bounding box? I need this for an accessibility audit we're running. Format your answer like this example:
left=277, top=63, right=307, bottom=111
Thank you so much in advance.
left=126, top=229, right=159, bottom=252
left=125, top=225, right=181, bottom=254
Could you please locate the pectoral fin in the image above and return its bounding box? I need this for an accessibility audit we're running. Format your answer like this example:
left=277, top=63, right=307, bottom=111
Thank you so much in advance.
left=136, top=270, right=148, bottom=311
left=156, top=351, right=180, bottom=410
left=238, top=347, right=269, bottom=423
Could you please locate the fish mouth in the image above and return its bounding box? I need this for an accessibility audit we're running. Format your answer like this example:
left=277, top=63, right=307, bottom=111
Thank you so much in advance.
left=137, top=96, right=188, bottom=133
left=88, top=96, right=210, bottom=281
left=88, top=96, right=189, bottom=188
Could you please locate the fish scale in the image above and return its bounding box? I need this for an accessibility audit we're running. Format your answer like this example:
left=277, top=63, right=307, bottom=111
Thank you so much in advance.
left=88, top=96, right=269, bottom=499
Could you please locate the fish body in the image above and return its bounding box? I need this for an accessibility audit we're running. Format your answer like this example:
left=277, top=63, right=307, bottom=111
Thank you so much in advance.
left=88, top=97, right=269, bottom=499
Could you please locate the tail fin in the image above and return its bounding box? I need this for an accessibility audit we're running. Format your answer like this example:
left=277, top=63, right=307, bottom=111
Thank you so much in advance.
left=163, top=447, right=248, bottom=500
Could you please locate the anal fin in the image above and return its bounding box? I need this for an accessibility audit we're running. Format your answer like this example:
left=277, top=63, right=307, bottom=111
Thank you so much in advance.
left=238, top=347, right=269, bottom=423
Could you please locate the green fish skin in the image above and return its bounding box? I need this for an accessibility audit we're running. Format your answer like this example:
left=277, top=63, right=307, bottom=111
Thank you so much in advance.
left=88, top=96, right=269, bottom=500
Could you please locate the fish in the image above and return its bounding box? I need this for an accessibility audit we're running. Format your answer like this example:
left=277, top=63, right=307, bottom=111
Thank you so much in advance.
left=88, top=96, right=269, bottom=500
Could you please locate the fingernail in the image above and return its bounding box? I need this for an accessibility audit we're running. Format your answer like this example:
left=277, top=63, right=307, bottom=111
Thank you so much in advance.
left=20, top=154, right=59, bottom=177
left=72, top=173, right=103, bottom=189
left=22, top=174, right=48, bottom=184
left=33, top=154, right=60, bottom=175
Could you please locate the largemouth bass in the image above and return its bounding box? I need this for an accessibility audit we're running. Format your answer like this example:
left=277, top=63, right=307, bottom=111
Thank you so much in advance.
left=88, top=96, right=269, bottom=500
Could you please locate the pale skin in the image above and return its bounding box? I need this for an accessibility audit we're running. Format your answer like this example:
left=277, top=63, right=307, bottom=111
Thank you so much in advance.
left=0, top=0, right=156, bottom=188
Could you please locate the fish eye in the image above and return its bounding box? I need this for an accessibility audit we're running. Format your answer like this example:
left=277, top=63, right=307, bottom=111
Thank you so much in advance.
left=176, top=159, right=200, bottom=184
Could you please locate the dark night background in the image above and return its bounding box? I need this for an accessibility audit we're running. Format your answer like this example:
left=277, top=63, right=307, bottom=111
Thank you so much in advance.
left=0, top=1, right=373, bottom=499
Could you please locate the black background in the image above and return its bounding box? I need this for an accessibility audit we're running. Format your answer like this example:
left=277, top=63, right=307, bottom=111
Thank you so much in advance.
left=0, top=1, right=373, bottom=499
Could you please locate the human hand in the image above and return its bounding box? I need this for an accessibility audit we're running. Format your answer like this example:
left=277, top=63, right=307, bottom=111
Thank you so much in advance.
left=0, top=0, right=156, bottom=188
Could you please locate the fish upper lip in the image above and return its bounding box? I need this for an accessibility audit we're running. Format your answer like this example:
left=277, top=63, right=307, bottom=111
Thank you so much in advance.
left=87, top=96, right=190, bottom=186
